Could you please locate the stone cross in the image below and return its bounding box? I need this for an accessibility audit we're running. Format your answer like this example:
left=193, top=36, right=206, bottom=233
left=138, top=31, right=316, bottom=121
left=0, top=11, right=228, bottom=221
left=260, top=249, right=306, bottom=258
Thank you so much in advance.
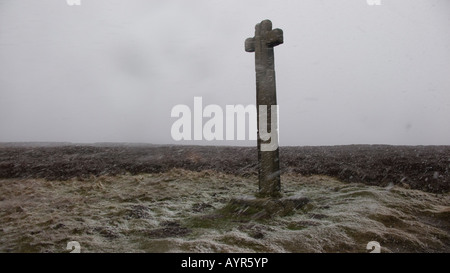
left=245, top=19, right=283, bottom=197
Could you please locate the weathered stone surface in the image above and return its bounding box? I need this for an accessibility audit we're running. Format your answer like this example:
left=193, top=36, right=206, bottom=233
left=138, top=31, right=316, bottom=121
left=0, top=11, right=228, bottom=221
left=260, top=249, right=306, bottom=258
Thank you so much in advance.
left=246, top=19, right=284, bottom=197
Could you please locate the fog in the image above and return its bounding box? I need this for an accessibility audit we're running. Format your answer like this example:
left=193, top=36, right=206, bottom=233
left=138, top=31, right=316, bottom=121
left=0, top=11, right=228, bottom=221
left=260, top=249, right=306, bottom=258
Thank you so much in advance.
left=1, top=0, right=449, bottom=146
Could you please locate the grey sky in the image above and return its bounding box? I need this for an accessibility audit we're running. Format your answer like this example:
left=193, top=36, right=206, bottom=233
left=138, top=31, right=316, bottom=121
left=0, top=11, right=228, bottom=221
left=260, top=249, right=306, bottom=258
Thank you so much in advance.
left=1, top=0, right=449, bottom=146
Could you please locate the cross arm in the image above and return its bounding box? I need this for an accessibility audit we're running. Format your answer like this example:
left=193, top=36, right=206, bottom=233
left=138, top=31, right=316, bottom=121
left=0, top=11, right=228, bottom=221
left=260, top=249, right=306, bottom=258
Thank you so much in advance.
left=245, top=29, right=283, bottom=53
left=266, top=28, right=283, bottom=47
left=245, top=37, right=255, bottom=52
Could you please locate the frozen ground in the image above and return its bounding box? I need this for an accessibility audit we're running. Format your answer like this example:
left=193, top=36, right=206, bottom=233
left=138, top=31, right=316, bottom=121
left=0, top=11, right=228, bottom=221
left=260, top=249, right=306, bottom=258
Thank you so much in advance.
left=0, top=169, right=448, bottom=253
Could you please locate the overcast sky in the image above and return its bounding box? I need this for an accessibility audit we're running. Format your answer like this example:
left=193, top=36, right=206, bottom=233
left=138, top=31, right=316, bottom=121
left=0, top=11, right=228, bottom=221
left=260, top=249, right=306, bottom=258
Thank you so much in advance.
left=1, top=0, right=449, bottom=146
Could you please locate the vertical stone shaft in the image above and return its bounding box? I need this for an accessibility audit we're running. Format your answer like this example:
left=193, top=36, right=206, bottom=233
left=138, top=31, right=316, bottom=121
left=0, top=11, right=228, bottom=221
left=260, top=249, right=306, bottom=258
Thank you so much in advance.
left=246, top=20, right=283, bottom=197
